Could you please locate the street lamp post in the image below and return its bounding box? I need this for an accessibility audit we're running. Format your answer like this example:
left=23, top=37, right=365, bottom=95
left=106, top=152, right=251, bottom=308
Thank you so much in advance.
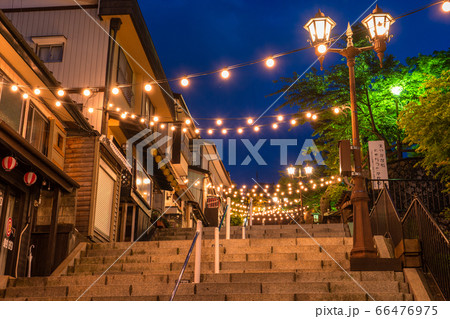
left=287, top=164, right=313, bottom=223
left=304, top=5, right=394, bottom=260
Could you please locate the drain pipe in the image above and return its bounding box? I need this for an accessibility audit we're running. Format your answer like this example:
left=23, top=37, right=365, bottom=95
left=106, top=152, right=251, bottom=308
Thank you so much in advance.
left=14, top=223, right=29, bottom=278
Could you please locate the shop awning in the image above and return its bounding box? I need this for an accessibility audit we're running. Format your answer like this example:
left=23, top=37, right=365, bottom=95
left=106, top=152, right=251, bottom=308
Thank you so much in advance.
left=0, top=121, right=79, bottom=192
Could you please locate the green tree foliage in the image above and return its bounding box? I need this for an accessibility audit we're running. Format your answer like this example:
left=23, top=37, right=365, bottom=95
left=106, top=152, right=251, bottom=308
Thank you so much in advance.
left=399, top=70, right=450, bottom=188
left=230, top=214, right=243, bottom=226
left=273, top=23, right=450, bottom=170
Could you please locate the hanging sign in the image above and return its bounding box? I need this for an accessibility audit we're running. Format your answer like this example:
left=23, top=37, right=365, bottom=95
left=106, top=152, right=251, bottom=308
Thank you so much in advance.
left=368, top=140, right=389, bottom=190
left=3, top=218, right=14, bottom=251
left=6, top=217, right=12, bottom=237
left=207, top=196, right=220, bottom=209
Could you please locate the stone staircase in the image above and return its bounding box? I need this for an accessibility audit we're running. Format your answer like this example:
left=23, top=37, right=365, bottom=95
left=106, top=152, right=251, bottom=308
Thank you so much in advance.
left=154, top=223, right=349, bottom=240
left=0, top=224, right=413, bottom=301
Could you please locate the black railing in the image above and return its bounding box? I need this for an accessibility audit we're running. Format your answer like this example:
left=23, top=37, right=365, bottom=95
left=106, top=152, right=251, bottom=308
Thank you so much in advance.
left=369, top=189, right=403, bottom=248
left=367, top=179, right=450, bottom=216
left=369, top=189, right=450, bottom=300
left=402, top=199, right=450, bottom=300
left=170, top=231, right=199, bottom=301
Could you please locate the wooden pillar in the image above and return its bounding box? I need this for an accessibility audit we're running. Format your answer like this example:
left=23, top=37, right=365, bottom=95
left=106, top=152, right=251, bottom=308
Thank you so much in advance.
left=130, top=205, right=136, bottom=242
left=120, top=203, right=128, bottom=242
left=46, top=188, right=61, bottom=275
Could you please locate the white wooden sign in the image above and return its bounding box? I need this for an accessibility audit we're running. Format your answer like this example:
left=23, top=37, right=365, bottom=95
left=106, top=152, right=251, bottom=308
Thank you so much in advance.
left=368, top=140, right=389, bottom=190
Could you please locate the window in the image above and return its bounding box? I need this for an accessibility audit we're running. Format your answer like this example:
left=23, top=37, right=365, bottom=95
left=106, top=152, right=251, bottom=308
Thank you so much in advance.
left=37, top=44, right=64, bottom=63
left=142, top=94, right=155, bottom=118
left=26, top=102, right=50, bottom=155
left=117, top=49, right=134, bottom=104
left=0, top=81, right=24, bottom=132
left=135, top=160, right=152, bottom=206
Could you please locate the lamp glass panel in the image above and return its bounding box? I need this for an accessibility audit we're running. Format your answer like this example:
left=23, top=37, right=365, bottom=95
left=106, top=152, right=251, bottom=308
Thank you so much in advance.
left=375, top=16, right=387, bottom=36
left=315, top=19, right=326, bottom=40
left=325, top=22, right=331, bottom=40
left=308, top=23, right=316, bottom=42
left=366, top=18, right=376, bottom=38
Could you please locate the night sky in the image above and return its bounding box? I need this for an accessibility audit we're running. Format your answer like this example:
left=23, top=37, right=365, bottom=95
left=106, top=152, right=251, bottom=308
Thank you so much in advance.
left=138, top=0, right=450, bottom=185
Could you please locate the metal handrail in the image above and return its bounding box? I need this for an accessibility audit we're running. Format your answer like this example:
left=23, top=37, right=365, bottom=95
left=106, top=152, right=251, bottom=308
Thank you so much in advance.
left=170, top=231, right=200, bottom=301
left=218, top=205, right=228, bottom=231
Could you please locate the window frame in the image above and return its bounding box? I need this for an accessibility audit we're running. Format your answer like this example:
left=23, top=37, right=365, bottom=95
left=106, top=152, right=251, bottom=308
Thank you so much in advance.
left=117, top=48, right=134, bottom=105
left=36, top=44, right=65, bottom=63
left=25, top=102, right=50, bottom=156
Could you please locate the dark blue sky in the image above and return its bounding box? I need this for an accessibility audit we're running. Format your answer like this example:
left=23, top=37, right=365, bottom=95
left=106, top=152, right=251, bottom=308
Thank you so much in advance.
left=138, top=0, right=450, bottom=185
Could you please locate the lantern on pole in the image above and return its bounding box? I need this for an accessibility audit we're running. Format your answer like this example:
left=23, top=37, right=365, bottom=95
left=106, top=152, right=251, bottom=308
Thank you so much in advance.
left=2, top=156, right=18, bottom=171
left=24, top=172, right=37, bottom=186
left=303, top=9, right=336, bottom=69
left=361, top=4, right=394, bottom=66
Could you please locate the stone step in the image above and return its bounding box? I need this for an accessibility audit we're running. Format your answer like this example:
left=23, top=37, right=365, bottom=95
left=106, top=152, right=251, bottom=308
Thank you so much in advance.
left=8, top=271, right=405, bottom=289
left=78, top=251, right=348, bottom=265
left=3, top=280, right=410, bottom=299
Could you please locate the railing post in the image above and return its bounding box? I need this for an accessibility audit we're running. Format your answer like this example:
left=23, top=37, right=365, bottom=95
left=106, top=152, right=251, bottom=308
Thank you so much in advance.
left=249, top=198, right=253, bottom=226
left=194, top=220, right=202, bottom=283
left=226, top=197, right=231, bottom=240
left=214, top=227, right=219, bottom=274
left=242, top=226, right=245, bottom=239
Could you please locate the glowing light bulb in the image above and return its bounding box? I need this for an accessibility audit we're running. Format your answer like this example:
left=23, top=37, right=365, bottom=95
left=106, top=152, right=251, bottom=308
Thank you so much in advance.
left=277, top=115, right=283, bottom=121
left=150, top=121, right=155, bottom=126
left=11, top=85, right=18, bottom=92
left=208, top=129, right=213, bottom=134
left=22, top=93, right=29, bottom=99
left=181, top=78, right=189, bottom=87
left=266, top=58, right=275, bottom=68
left=254, top=126, right=260, bottom=132
left=34, top=88, right=41, bottom=95
left=237, top=128, right=243, bottom=134
left=312, top=114, right=318, bottom=120
left=140, top=118, right=145, bottom=123
left=116, top=107, right=121, bottom=112
left=221, top=69, right=230, bottom=79
left=160, top=124, right=166, bottom=129
left=317, top=44, right=327, bottom=54
left=306, top=112, right=312, bottom=118
left=57, top=89, right=65, bottom=97
left=290, top=119, right=297, bottom=125
left=195, top=129, right=200, bottom=134
left=112, top=87, right=120, bottom=95
left=221, top=129, right=227, bottom=134
left=144, top=84, right=152, bottom=92
left=153, top=116, right=159, bottom=122
left=333, top=107, right=340, bottom=114
left=185, top=119, right=191, bottom=125
left=272, top=123, right=278, bottom=129
left=55, top=101, right=62, bottom=107
left=83, top=89, right=91, bottom=96
left=131, top=114, right=136, bottom=119
left=182, top=128, right=187, bottom=133
left=443, top=1, right=450, bottom=12
left=216, top=119, right=223, bottom=126
left=247, top=118, right=253, bottom=124
left=88, top=107, right=94, bottom=113
left=171, top=126, right=176, bottom=131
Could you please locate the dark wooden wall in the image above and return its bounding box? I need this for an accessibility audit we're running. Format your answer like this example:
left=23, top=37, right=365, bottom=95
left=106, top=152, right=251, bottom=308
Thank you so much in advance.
left=65, top=135, right=98, bottom=236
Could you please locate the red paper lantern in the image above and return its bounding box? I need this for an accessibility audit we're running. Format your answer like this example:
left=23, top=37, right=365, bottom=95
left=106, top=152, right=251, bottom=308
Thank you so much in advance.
left=2, top=156, right=18, bottom=171
left=24, top=172, right=37, bottom=186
